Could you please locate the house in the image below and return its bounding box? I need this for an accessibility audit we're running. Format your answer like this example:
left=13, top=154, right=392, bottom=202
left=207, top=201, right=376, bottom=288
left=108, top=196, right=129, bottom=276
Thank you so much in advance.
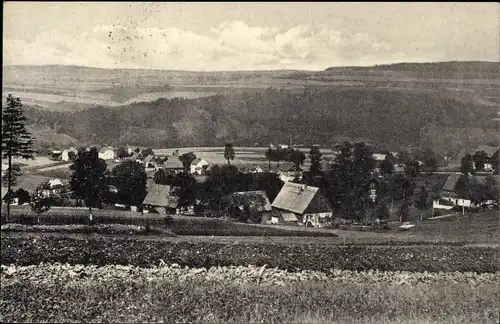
left=432, top=173, right=500, bottom=210
left=470, top=145, right=499, bottom=172
left=51, top=150, right=62, bottom=160
left=250, top=165, right=264, bottom=173
left=61, top=147, right=78, bottom=162
left=127, top=145, right=142, bottom=156
left=472, top=145, right=500, bottom=158
left=278, top=164, right=303, bottom=183
left=48, top=179, right=64, bottom=188
left=271, top=182, right=333, bottom=228
left=143, top=155, right=156, bottom=168
left=129, top=151, right=145, bottom=162
left=141, top=184, right=180, bottom=214
left=1, top=163, right=8, bottom=178
left=394, top=164, right=406, bottom=173
left=372, top=153, right=387, bottom=162
left=221, top=190, right=272, bottom=222
left=98, top=147, right=116, bottom=160
left=190, top=158, right=209, bottom=175
left=163, top=158, right=185, bottom=174
left=39, top=179, right=66, bottom=197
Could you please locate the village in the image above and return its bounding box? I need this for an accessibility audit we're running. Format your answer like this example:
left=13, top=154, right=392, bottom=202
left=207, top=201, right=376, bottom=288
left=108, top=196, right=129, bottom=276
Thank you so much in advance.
left=2, top=140, right=498, bottom=230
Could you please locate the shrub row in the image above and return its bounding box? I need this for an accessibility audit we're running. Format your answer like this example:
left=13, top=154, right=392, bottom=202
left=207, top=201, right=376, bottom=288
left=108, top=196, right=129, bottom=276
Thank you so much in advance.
left=0, top=213, right=338, bottom=237
left=0, top=224, right=176, bottom=237
left=1, top=234, right=498, bottom=273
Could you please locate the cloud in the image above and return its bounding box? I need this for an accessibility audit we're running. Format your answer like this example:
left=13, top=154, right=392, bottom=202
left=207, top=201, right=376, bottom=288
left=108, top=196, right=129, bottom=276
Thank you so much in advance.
left=3, top=20, right=496, bottom=71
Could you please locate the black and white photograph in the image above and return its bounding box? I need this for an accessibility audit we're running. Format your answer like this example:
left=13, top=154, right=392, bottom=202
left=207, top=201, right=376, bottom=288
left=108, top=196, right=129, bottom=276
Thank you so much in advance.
left=1, top=2, right=499, bottom=323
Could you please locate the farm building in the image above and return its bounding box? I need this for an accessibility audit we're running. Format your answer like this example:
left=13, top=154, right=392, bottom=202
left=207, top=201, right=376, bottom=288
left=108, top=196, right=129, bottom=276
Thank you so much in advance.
left=141, top=184, right=180, bottom=214
left=220, top=190, right=272, bottom=222
left=190, top=157, right=209, bottom=175
left=163, top=158, right=185, bottom=174
left=61, top=147, right=78, bottom=162
left=271, top=182, right=333, bottom=228
left=98, top=147, right=116, bottom=160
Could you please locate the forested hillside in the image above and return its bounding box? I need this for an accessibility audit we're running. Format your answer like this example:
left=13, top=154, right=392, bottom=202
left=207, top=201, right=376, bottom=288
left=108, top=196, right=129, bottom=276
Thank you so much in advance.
left=22, top=87, right=498, bottom=155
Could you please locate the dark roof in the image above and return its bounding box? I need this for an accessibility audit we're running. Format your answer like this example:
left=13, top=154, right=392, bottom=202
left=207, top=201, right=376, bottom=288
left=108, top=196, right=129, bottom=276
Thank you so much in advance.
left=473, top=145, right=500, bottom=157
left=191, top=157, right=203, bottom=165
left=163, top=158, right=184, bottom=169
left=275, top=162, right=295, bottom=172
left=221, top=190, right=272, bottom=212
left=442, top=173, right=463, bottom=192
left=272, top=182, right=319, bottom=214
left=142, top=184, right=179, bottom=208
left=442, top=173, right=500, bottom=193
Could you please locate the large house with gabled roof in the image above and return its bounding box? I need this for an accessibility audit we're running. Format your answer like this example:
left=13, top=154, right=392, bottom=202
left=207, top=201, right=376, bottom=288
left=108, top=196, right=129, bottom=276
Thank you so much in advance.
left=271, top=182, right=333, bottom=227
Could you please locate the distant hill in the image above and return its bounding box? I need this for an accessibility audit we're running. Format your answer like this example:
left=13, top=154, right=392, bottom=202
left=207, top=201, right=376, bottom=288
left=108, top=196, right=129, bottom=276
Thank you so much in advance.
left=22, top=87, right=498, bottom=155
left=4, top=61, right=499, bottom=154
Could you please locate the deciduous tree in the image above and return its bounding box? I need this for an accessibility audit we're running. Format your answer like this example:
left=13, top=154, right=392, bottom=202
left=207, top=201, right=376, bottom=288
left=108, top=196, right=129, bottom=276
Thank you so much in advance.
left=69, top=148, right=109, bottom=220
left=110, top=160, right=147, bottom=208
left=460, top=154, right=474, bottom=175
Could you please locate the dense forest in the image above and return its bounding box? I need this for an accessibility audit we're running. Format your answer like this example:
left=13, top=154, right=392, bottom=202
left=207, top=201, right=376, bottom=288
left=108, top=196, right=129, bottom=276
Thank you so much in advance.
left=23, top=87, right=498, bottom=155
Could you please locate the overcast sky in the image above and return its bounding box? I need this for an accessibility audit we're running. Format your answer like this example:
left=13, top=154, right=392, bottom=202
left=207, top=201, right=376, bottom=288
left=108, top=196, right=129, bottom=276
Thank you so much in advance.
left=3, top=2, right=499, bottom=71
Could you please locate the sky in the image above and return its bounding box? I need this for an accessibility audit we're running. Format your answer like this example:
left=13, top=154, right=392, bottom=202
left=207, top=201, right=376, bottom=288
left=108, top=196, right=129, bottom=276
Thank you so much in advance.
left=3, top=2, right=499, bottom=71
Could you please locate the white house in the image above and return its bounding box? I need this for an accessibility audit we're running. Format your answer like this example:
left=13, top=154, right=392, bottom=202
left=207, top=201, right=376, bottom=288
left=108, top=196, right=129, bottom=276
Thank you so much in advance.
left=61, top=147, right=78, bottom=162
left=98, top=147, right=116, bottom=160
left=190, top=158, right=209, bottom=175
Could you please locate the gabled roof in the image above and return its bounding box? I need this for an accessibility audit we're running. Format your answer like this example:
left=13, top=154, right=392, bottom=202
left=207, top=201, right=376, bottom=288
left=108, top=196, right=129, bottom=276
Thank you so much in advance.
left=142, top=184, right=179, bottom=208
left=144, top=155, right=155, bottom=163
left=442, top=173, right=462, bottom=192
left=272, top=182, right=320, bottom=215
left=1, top=187, right=9, bottom=200
left=64, top=147, right=78, bottom=153
left=99, top=146, right=115, bottom=153
left=163, top=158, right=184, bottom=169
left=191, top=157, right=206, bottom=165
left=48, top=179, right=64, bottom=188
left=473, top=145, right=500, bottom=157
left=221, top=190, right=272, bottom=212
left=281, top=213, right=299, bottom=222
left=130, top=152, right=144, bottom=160
left=275, top=162, right=295, bottom=172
